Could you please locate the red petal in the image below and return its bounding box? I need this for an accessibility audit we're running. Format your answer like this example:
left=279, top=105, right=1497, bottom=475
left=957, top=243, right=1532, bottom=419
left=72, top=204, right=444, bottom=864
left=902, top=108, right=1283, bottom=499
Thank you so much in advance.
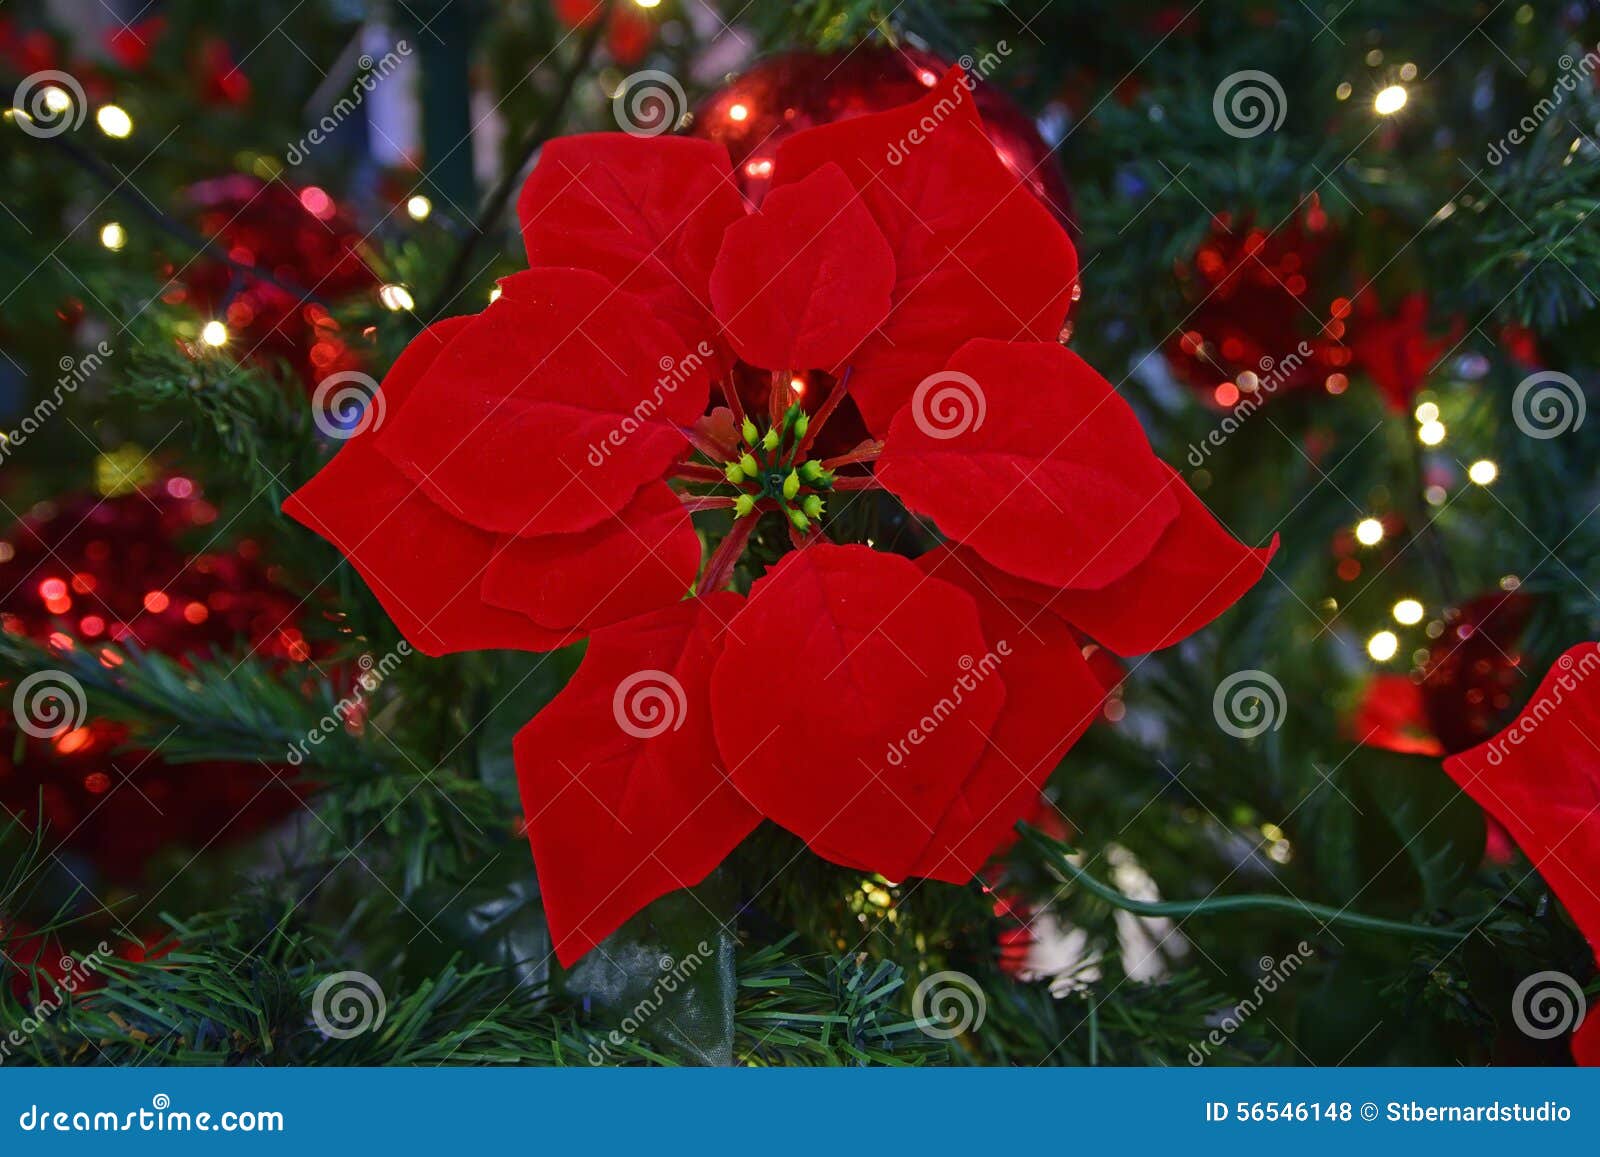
left=1443, top=642, right=1600, bottom=960
left=480, top=482, right=700, bottom=643
left=878, top=339, right=1178, bottom=589
left=909, top=557, right=1104, bottom=883
left=378, top=269, right=710, bottom=537
left=283, top=319, right=568, bottom=655
left=1575, top=1015, right=1600, bottom=1066
left=710, top=543, right=1002, bottom=880
left=516, top=134, right=745, bottom=359
left=709, top=162, right=894, bottom=373
left=515, top=592, right=759, bottom=965
left=770, top=68, right=1078, bottom=435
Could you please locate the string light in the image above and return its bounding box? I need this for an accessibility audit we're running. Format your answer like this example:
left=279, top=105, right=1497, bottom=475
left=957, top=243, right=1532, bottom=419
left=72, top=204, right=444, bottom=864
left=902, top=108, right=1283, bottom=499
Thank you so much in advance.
left=728, top=102, right=749, bottom=122
left=1355, top=517, right=1385, bottom=546
left=41, top=86, right=72, bottom=115
left=96, top=104, right=133, bottom=138
left=1414, top=401, right=1438, bottom=423
left=488, top=285, right=503, bottom=303
left=1393, top=598, right=1424, bottom=625
left=406, top=194, right=432, bottom=221
left=378, top=284, right=415, bottom=312
left=1374, top=85, right=1408, bottom=116
left=99, top=222, right=126, bottom=251
left=1367, top=630, right=1399, bottom=661
left=1468, top=459, right=1498, bottom=485
left=633, top=0, right=661, bottom=6
left=1418, top=419, right=1446, bottom=446
left=200, top=320, right=229, bottom=347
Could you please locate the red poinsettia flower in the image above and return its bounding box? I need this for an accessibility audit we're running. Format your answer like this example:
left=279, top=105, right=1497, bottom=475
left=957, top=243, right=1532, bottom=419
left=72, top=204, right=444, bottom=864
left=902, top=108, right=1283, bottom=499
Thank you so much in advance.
left=1347, top=293, right=1459, bottom=413
left=286, top=70, right=1276, bottom=963
left=1443, top=642, right=1600, bottom=1065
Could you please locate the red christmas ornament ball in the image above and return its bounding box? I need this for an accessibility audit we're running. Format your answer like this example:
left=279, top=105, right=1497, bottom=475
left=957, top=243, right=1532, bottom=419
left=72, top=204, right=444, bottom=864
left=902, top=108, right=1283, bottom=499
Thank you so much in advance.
left=689, top=45, right=1074, bottom=228
left=0, top=483, right=314, bottom=882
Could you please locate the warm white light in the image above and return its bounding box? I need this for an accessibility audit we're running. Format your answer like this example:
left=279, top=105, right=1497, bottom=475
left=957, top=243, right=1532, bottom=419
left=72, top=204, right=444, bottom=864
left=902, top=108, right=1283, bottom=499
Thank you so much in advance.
left=41, top=86, right=71, bottom=115
left=1418, top=419, right=1446, bottom=446
left=99, top=222, right=126, bottom=251
left=1355, top=517, right=1384, bottom=546
left=1414, top=401, right=1438, bottom=423
left=406, top=194, right=432, bottom=221
left=378, top=284, right=415, bottom=311
left=1368, top=630, right=1400, bottom=661
left=1374, top=85, right=1408, bottom=115
left=728, top=102, right=749, bottom=122
left=200, top=320, right=229, bottom=347
left=1468, top=459, right=1498, bottom=486
left=1393, top=599, right=1424, bottom=626
left=633, top=0, right=662, bottom=7
left=789, top=376, right=806, bottom=396
left=488, top=285, right=503, bottom=303
left=96, top=104, right=133, bottom=138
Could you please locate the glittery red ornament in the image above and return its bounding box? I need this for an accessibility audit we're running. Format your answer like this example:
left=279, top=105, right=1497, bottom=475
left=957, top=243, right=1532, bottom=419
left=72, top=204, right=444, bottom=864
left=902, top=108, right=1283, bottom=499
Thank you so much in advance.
left=689, top=45, right=1074, bottom=229
left=0, top=483, right=314, bottom=882
left=175, top=175, right=375, bottom=387
left=1420, top=591, right=1534, bottom=756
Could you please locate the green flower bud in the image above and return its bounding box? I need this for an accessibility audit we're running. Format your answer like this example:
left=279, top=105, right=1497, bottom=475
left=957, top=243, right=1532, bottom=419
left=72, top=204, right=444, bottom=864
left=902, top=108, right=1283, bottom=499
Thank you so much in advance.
left=724, top=462, right=746, bottom=484
left=739, top=452, right=759, bottom=477
left=781, top=470, right=800, bottom=500
left=788, top=509, right=810, bottom=531
left=793, top=412, right=810, bottom=441
left=741, top=417, right=759, bottom=445
left=801, top=494, right=824, bottom=519
left=799, top=460, right=825, bottom=483
left=761, top=428, right=781, bottom=452
left=733, top=494, right=756, bottom=518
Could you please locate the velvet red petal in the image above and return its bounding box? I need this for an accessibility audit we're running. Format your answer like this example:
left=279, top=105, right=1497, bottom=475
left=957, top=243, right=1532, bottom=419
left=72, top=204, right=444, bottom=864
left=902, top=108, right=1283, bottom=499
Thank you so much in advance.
left=378, top=269, right=710, bottom=538
left=878, top=339, right=1178, bottom=590
left=709, top=162, right=894, bottom=373
left=1442, top=642, right=1600, bottom=962
left=770, top=68, right=1078, bottom=436
left=516, top=134, right=746, bottom=359
left=1574, top=1015, right=1600, bottom=1067
left=515, top=592, right=758, bottom=965
left=480, top=482, right=700, bottom=643
left=711, top=543, right=1002, bottom=880
left=908, top=556, right=1104, bottom=883
left=283, top=318, right=569, bottom=656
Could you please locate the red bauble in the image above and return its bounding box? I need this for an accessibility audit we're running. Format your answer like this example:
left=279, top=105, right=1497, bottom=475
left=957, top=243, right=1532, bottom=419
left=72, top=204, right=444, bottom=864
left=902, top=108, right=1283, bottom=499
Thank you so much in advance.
left=174, top=175, right=375, bottom=386
left=1420, top=591, right=1534, bottom=755
left=0, top=483, right=313, bottom=882
left=1167, top=205, right=1353, bottom=405
left=689, top=46, right=1074, bottom=228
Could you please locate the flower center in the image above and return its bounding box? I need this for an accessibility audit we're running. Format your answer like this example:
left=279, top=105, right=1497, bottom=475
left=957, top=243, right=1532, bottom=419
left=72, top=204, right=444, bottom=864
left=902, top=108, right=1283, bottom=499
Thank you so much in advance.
left=723, top=403, right=834, bottom=531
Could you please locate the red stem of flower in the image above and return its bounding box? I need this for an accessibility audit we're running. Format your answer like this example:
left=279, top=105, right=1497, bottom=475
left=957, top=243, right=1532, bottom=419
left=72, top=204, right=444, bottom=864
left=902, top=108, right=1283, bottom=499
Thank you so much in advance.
left=672, top=463, right=730, bottom=484
left=821, top=439, right=884, bottom=469
left=768, top=371, right=791, bottom=426
left=679, top=495, right=737, bottom=513
left=828, top=475, right=884, bottom=491
left=678, top=425, right=736, bottom=465
left=699, top=509, right=761, bottom=594
left=795, top=367, right=852, bottom=460
left=718, top=374, right=748, bottom=430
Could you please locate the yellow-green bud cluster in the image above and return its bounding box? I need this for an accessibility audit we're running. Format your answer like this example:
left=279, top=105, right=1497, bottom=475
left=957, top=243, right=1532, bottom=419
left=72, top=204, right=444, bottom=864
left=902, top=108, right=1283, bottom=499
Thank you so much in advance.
left=724, top=402, right=833, bottom=530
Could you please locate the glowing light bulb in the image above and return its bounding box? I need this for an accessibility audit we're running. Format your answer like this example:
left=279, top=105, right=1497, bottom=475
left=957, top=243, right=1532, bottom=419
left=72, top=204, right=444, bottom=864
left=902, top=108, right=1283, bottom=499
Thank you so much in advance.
left=96, top=104, right=133, bottom=138
left=633, top=0, right=661, bottom=7
left=378, top=284, right=415, bottom=311
left=488, top=285, right=503, bottom=303
left=1355, top=517, right=1384, bottom=546
left=1418, top=419, right=1446, bottom=445
left=200, top=320, right=229, bottom=347
left=1374, top=85, right=1408, bottom=115
left=1413, top=401, right=1438, bottom=423
left=99, top=222, right=126, bottom=251
left=1393, top=599, right=1424, bottom=626
left=1468, top=459, right=1498, bottom=485
left=406, top=194, right=432, bottom=221
left=41, top=86, right=71, bottom=115
left=1367, top=630, right=1399, bottom=661
left=728, top=102, right=749, bottom=122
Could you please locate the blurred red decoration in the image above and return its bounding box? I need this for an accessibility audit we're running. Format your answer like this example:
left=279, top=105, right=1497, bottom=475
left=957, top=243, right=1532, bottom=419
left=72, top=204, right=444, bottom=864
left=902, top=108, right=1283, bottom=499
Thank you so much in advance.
left=1350, top=673, right=1444, bottom=757
left=1347, top=293, right=1459, bottom=413
left=1420, top=591, right=1534, bottom=756
left=174, top=175, right=375, bottom=387
left=552, top=0, right=655, bottom=65
left=0, top=484, right=314, bottom=882
left=688, top=45, right=1075, bottom=229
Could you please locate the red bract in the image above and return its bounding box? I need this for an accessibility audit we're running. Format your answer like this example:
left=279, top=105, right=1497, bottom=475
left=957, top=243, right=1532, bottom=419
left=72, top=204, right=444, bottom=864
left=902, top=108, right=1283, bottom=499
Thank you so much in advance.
left=286, top=69, right=1275, bottom=963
